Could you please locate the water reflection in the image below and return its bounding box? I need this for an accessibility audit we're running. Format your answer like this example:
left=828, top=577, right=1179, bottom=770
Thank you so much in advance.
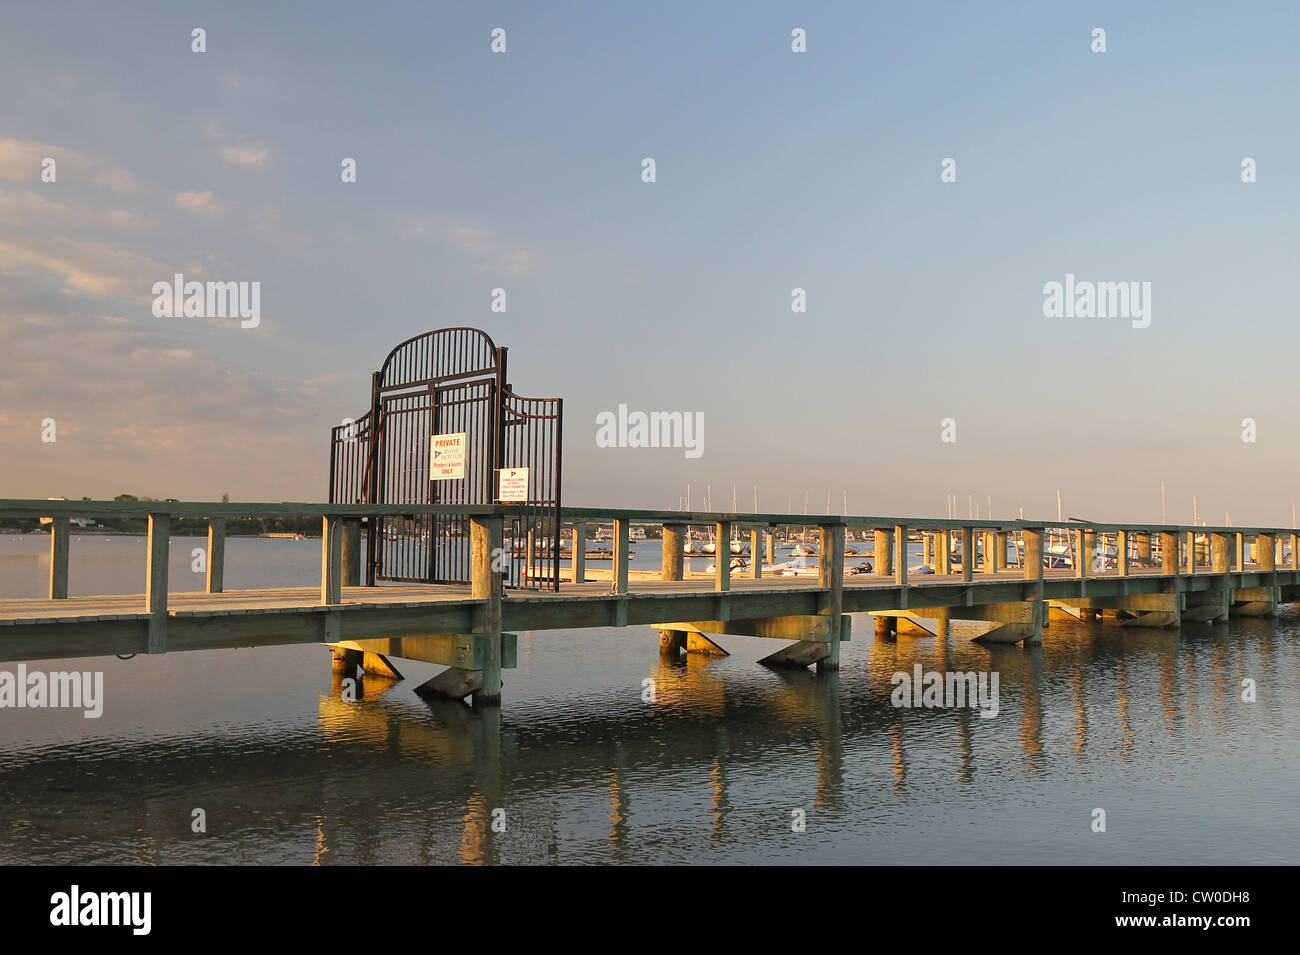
left=1, top=612, right=1298, bottom=864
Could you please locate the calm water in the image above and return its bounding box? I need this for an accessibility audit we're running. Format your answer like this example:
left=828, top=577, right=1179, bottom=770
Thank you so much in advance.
left=1, top=534, right=1298, bottom=864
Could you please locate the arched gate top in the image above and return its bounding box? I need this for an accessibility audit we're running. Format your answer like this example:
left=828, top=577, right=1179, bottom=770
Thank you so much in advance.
left=377, top=327, right=503, bottom=391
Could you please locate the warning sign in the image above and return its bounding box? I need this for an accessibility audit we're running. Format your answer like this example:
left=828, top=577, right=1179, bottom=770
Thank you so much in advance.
left=498, top=467, right=529, bottom=502
left=430, top=432, right=466, bottom=480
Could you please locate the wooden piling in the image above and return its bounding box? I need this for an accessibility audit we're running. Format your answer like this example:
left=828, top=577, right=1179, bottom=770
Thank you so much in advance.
left=816, top=523, right=844, bottom=672
left=1211, top=532, right=1230, bottom=574
left=1160, top=532, right=1180, bottom=576
left=961, top=525, right=973, bottom=582
left=873, top=526, right=892, bottom=577
left=340, top=519, right=360, bottom=587
left=146, top=513, right=169, bottom=654
left=321, top=516, right=342, bottom=605
left=1256, top=533, right=1276, bottom=571
left=471, top=515, right=504, bottom=706
left=614, top=519, right=630, bottom=594
left=572, top=523, right=586, bottom=583
left=714, top=521, right=731, bottom=592
left=206, top=518, right=226, bottom=594
left=661, top=523, right=684, bottom=581
left=894, top=524, right=908, bottom=587
left=1023, top=527, right=1044, bottom=581
left=48, top=516, right=69, bottom=600
left=1135, top=532, right=1151, bottom=566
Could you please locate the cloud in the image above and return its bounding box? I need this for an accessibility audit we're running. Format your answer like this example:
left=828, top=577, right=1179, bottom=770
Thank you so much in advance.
left=221, top=145, right=270, bottom=167
left=0, top=139, right=138, bottom=191
left=174, top=190, right=219, bottom=211
left=0, top=189, right=148, bottom=231
left=0, top=236, right=166, bottom=301
left=397, top=216, right=539, bottom=274
left=0, top=311, right=348, bottom=476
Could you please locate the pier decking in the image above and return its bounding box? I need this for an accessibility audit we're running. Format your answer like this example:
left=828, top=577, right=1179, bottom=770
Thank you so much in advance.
left=3, top=500, right=1299, bottom=707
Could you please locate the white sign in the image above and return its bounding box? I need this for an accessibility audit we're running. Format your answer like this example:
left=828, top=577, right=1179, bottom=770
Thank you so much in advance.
left=430, top=432, right=466, bottom=480
left=498, top=467, right=529, bottom=502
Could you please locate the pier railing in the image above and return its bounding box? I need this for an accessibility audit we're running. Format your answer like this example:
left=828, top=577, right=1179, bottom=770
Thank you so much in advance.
left=3, top=498, right=1297, bottom=615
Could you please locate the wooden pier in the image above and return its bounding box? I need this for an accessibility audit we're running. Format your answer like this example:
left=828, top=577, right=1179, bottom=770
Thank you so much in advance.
left=4, top=499, right=1300, bottom=708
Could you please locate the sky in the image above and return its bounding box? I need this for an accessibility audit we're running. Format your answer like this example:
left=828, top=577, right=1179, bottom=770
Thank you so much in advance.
left=3, top=1, right=1300, bottom=526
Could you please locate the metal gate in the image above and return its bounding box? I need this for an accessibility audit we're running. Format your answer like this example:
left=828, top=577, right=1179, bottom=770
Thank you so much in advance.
left=328, top=328, right=562, bottom=591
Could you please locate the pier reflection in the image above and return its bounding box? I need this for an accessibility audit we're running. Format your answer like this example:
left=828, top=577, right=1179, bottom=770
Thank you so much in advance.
left=0, top=614, right=1293, bottom=865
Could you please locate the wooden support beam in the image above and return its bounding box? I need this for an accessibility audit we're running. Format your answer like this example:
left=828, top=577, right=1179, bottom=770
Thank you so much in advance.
left=470, top=515, right=504, bottom=706
left=1116, top=529, right=1128, bottom=577
left=686, top=631, right=730, bottom=656
left=1160, top=531, right=1180, bottom=576
left=1082, top=528, right=1096, bottom=574
left=414, top=667, right=483, bottom=701
left=714, top=521, right=731, bottom=592
left=1231, top=585, right=1279, bottom=618
left=816, top=522, right=845, bottom=672
left=1135, top=532, right=1151, bottom=566
left=937, top=530, right=950, bottom=575
left=1235, top=532, right=1245, bottom=571
left=1073, top=528, right=1085, bottom=578
left=613, top=518, right=630, bottom=594
left=994, top=531, right=1008, bottom=572
left=750, top=527, right=762, bottom=578
left=658, top=629, right=685, bottom=655
left=1023, top=527, right=1044, bottom=581
left=339, top=633, right=516, bottom=671
left=48, top=516, right=69, bottom=600
left=658, top=523, right=687, bottom=651
left=758, top=640, right=830, bottom=669
left=206, top=518, right=226, bottom=594
left=873, top=527, right=892, bottom=577
left=572, top=523, right=586, bottom=583
left=1056, top=594, right=1179, bottom=613
left=1186, top=530, right=1197, bottom=574
left=661, top=523, right=684, bottom=581
left=321, top=516, right=342, bottom=605
left=1257, top=533, right=1276, bottom=571
left=340, top=519, right=360, bottom=587
left=765, top=530, right=775, bottom=567
left=654, top=615, right=843, bottom=642
left=1211, top=532, right=1230, bottom=574
left=894, top=525, right=908, bottom=588
left=146, top=513, right=169, bottom=654
left=331, top=646, right=363, bottom=674
left=961, top=525, right=973, bottom=582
